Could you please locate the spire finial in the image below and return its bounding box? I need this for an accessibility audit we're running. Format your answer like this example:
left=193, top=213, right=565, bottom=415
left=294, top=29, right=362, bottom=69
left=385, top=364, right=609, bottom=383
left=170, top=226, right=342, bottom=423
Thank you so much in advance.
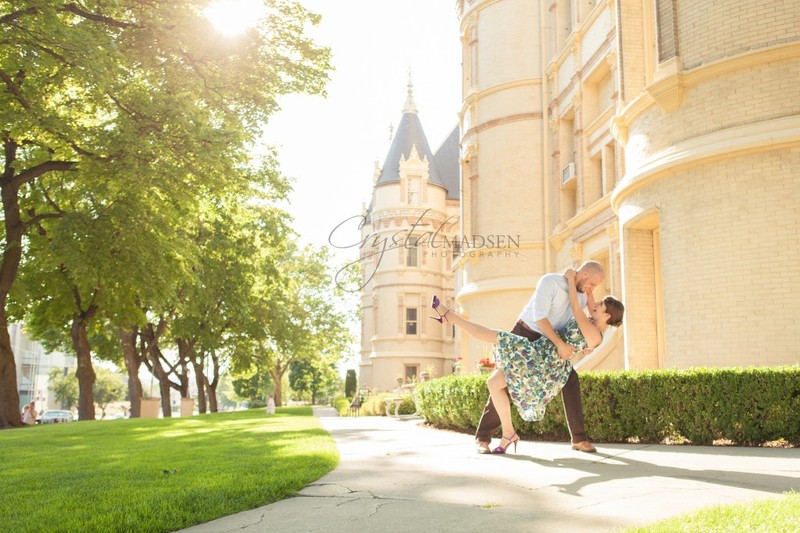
left=403, top=67, right=417, bottom=114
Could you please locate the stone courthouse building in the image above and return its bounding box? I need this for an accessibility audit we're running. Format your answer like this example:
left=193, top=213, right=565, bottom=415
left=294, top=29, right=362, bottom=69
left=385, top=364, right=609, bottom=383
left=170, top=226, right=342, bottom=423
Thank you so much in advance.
left=359, top=0, right=800, bottom=391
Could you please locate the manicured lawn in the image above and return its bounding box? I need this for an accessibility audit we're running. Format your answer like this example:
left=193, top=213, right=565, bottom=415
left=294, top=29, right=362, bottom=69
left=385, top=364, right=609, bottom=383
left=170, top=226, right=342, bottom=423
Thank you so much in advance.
left=0, top=407, right=338, bottom=532
left=624, top=491, right=800, bottom=533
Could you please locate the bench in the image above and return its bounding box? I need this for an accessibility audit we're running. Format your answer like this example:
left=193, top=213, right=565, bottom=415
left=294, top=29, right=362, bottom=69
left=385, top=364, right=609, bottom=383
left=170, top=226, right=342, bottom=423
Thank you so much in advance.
left=384, top=397, right=405, bottom=417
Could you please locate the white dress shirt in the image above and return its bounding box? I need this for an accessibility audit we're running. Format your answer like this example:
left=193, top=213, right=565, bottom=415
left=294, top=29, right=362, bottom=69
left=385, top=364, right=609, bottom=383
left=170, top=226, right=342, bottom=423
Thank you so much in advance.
left=518, top=273, right=588, bottom=334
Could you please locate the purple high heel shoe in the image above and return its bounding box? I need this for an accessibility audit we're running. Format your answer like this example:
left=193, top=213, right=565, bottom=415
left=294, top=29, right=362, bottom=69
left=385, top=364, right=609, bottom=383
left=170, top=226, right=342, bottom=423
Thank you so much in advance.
left=492, top=433, right=519, bottom=454
left=430, top=295, right=449, bottom=323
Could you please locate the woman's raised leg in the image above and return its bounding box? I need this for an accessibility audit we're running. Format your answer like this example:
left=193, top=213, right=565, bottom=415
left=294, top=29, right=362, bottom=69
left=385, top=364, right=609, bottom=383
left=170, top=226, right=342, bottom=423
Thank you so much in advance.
left=431, top=298, right=499, bottom=344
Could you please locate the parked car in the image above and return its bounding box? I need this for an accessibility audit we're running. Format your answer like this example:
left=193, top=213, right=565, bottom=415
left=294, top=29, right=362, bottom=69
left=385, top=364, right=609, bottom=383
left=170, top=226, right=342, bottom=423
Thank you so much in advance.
left=39, top=410, right=74, bottom=424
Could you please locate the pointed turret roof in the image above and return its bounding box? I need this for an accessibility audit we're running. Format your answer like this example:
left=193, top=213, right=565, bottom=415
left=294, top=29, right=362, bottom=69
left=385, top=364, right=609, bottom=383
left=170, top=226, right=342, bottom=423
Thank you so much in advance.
left=374, top=79, right=446, bottom=189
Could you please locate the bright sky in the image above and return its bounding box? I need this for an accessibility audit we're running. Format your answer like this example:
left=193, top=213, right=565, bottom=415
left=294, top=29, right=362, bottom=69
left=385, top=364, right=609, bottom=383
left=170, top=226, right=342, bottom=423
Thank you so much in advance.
left=204, top=1, right=464, bottom=373
left=260, top=1, right=462, bottom=268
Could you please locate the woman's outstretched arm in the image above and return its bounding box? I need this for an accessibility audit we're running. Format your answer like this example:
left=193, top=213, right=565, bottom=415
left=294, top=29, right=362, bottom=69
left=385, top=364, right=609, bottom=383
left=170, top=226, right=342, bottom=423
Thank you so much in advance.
left=564, top=270, right=602, bottom=348
left=434, top=302, right=499, bottom=344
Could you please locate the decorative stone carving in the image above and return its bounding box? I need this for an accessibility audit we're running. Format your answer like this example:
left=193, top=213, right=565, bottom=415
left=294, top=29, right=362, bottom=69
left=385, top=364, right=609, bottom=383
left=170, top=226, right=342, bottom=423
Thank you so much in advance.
left=570, top=242, right=583, bottom=263
left=648, top=76, right=684, bottom=112
left=647, top=57, right=685, bottom=112
left=610, top=115, right=628, bottom=145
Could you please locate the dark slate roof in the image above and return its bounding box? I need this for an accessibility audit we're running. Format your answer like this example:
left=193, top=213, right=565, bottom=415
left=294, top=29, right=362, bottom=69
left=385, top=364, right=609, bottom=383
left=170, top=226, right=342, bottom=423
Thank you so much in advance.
left=364, top=199, right=373, bottom=224
left=375, top=111, right=445, bottom=188
left=433, top=125, right=461, bottom=201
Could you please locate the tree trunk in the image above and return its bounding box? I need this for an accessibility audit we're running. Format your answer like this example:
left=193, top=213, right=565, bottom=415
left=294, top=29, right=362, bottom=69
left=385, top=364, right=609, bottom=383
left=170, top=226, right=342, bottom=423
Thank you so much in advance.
left=191, top=357, right=207, bottom=414
left=178, top=359, right=190, bottom=397
left=175, top=338, right=195, bottom=398
left=71, top=314, right=96, bottom=421
left=147, top=349, right=172, bottom=417
left=0, top=318, right=21, bottom=428
left=158, top=370, right=172, bottom=416
left=206, top=351, right=220, bottom=412
left=0, top=153, right=24, bottom=429
left=0, top=142, right=75, bottom=428
left=206, top=376, right=218, bottom=412
left=311, top=368, right=319, bottom=405
left=139, top=321, right=175, bottom=417
left=270, top=369, right=284, bottom=407
left=120, top=327, right=143, bottom=418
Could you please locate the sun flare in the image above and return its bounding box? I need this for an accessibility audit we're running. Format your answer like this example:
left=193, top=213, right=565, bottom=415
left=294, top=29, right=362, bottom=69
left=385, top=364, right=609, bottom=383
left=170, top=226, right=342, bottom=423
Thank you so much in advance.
left=204, top=0, right=266, bottom=36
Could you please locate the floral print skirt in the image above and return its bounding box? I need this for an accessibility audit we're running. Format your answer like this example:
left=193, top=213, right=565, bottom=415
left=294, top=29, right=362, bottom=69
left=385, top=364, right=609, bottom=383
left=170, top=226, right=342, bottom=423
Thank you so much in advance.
left=493, top=331, right=573, bottom=422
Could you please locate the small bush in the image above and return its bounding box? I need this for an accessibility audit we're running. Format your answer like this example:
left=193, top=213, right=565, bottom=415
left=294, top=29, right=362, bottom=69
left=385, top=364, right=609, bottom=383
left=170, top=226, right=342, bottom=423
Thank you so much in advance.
left=332, top=396, right=350, bottom=415
left=359, top=393, right=417, bottom=416
left=248, top=399, right=266, bottom=409
left=414, top=374, right=488, bottom=428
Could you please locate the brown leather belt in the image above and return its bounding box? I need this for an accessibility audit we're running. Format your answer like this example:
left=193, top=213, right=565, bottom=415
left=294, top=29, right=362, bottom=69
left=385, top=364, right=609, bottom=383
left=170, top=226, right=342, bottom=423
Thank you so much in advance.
left=515, top=319, right=537, bottom=335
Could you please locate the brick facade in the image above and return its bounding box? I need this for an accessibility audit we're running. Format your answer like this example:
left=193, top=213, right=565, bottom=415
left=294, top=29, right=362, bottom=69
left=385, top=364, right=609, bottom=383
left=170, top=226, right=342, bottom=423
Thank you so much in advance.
left=452, top=0, right=799, bottom=374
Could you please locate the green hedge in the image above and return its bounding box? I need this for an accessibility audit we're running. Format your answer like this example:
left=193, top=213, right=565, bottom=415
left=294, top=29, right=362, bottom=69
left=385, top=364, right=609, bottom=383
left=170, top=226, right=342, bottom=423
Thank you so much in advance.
left=414, top=366, right=800, bottom=446
left=332, top=396, right=351, bottom=415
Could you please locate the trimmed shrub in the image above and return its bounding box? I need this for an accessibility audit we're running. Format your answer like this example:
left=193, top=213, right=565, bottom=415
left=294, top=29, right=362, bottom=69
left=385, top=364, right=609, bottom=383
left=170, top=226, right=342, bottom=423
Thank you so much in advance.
left=414, top=366, right=800, bottom=446
left=344, top=369, right=357, bottom=398
left=332, top=396, right=350, bottom=416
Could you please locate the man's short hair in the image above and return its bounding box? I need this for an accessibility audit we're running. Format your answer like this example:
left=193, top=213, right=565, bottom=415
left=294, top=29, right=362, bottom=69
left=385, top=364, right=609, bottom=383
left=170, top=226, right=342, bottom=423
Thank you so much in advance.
left=579, top=260, right=604, bottom=275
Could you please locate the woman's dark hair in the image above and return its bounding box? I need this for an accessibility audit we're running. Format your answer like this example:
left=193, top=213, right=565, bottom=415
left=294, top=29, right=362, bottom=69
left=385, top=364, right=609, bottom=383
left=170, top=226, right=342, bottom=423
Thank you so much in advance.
left=602, top=296, right=625, bottom=327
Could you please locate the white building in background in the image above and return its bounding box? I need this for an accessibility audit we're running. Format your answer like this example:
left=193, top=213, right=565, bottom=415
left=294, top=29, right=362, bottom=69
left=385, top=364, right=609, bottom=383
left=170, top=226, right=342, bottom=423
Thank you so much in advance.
left=358, top=82, right=460, bottom=392
left=11, top=323, right=76, bottom=413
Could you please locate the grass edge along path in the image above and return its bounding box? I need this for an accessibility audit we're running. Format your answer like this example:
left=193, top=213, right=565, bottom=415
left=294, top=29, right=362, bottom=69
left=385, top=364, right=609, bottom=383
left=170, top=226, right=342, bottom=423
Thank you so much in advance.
left=0, top=407, right=338, bottom=532
left=623, top=490, right=800, bottom=533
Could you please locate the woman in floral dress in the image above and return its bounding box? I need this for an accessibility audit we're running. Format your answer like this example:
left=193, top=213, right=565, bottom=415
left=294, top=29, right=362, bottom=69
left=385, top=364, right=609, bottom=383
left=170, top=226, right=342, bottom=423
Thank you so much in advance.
left=432, top=269, right=624, bottom=454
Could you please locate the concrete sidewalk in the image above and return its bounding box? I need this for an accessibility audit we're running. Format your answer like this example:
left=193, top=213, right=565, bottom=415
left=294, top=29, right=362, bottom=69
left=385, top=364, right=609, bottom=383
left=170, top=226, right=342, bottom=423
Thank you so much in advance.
left=181, top=407, right=800, bottom=532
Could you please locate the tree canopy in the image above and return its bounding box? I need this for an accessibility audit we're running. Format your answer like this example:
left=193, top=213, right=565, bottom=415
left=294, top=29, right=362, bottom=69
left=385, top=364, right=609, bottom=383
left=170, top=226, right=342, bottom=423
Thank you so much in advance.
left=0, top=1, right=347, bottom=427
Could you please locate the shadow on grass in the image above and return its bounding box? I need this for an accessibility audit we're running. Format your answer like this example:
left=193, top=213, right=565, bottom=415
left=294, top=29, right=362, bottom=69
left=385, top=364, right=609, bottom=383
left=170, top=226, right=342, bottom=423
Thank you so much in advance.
left=0, top=407, right=337, bottom=533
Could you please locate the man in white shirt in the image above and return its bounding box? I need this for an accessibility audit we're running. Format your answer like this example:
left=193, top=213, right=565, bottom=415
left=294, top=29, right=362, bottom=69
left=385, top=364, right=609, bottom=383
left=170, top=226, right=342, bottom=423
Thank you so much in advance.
left=474, top=261, right=605, bottom=454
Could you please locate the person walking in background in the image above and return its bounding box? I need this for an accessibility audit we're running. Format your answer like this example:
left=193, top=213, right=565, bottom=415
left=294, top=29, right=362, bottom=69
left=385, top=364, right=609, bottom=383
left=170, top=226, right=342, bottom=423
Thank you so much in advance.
left=431, top=268, right=623, bottom=454
left=266, top=395, right=276, bottom=415
left=21, top=402, right=37, bottom=425
left=473, top=261, right=606, bottom=454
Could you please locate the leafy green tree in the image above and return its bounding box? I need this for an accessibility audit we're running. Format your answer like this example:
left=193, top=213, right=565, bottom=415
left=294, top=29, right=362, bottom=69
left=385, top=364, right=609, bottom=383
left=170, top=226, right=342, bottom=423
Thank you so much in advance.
left=216, top=374, right=239, bottom=410
left=345, top=369, right=358, bottom=399
left=129, top=192, right=291, bottom=417
left=170, top=199, right=291, bottom=413
left=289, top=357, right=339, bottom=405
left=236, top=245, right=352, bottom=407
left=0, top=1, right=330, bottom=427
left=93, top=368, right=126, bottom=419
left=11, top=193, right=194, bottom=420
left=232, top=372, right=272, bottom=406
left=47, top=367, right=78, bottom=410
left=46, top=366, right=125, bottom=418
